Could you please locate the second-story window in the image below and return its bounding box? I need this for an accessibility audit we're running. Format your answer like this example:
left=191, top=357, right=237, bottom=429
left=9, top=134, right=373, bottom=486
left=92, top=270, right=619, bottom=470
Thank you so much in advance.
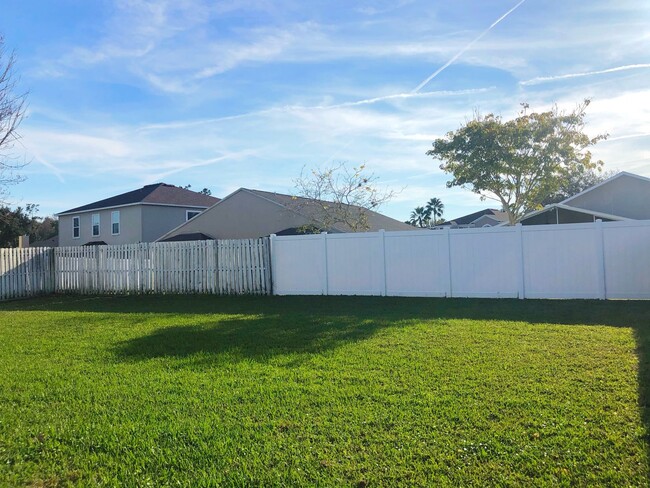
left=111, top=211, right=120, bottom=235
left=73, top=216, right=80, bottom=239
left=92, top=213, right=100, bottom=237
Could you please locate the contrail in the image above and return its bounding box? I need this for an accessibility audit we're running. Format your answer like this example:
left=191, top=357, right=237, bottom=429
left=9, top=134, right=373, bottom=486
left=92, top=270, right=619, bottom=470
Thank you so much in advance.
left=137, top=88, right=495, bottom=132
left=303, top=87, right=495, bottom=109
left=412, top=0, right=527, bottom=93
left=521, top=63, right=650, bottom=86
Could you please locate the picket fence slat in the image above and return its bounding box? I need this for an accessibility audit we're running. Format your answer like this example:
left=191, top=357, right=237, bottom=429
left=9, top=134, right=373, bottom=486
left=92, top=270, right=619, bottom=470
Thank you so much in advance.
left=0, top=238, right=272, bottom=301
left=0, top=247, right=55, bottom=300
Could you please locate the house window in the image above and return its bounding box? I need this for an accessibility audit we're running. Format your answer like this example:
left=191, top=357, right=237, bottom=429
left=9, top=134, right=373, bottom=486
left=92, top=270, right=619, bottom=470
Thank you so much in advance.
left=73, top=216, right=80, bottom=239
left=111, top=211, right=120, bottom=235
left=186, top=210, right=201, bottom=221
left=92, top=213, right=100, bottom=237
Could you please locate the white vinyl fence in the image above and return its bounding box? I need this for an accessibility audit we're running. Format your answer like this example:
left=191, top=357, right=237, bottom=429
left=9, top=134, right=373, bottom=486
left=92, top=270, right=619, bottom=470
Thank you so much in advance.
left=271, top=220, right=650, bottom=299
left=0, top=247, right=55, bottom=300
left=0, top=239, right=271, bottom=300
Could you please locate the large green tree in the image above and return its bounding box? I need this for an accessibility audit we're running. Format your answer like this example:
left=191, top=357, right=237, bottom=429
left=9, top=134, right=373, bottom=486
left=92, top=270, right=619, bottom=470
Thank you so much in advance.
left=0, top=204, right=57, bottom=247
left=427, top=100, right=606, bottom=224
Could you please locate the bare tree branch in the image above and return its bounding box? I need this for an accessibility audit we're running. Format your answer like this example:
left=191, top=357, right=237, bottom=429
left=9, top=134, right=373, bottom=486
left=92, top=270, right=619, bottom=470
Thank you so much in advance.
left=0, top=36, right=28, bottom=205
left=292, top=163, right=397, bottom=232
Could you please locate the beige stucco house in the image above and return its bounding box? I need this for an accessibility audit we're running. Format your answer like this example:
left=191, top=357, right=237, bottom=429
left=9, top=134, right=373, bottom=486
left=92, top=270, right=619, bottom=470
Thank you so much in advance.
left=519, top=171, right=650, bottom=225
left=157, top=188, right=416, bottom=241
left=57, top=184, right=219, bottom=247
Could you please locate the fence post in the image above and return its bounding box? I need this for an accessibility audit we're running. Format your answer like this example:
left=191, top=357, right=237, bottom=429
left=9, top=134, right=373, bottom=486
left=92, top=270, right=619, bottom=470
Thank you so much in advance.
left=321, top=232, right=329, bottom=295
left=516, top=223, right=525, bottom=299
left=377, top=229, right=387, bottom=296
left=268, top=235, right=276, bottom=295
left=445, top=227, right=453, bottom=298
left=595, top=219, right=607, bottom=299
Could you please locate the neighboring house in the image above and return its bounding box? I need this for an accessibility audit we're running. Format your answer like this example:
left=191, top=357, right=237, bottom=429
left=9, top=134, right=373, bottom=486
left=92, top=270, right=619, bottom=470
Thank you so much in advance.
left=519, top=171, right=650, bottom=225
left=436, top=208, right=509, bottom=229
left=57, top=184, right=219, bottom=246
left=30, top=235, right=59, bottom=248
left=157, top=188, right=416, bottom=241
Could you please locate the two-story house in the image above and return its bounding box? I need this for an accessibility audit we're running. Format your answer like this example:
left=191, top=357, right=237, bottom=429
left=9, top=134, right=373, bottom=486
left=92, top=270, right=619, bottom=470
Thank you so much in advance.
left=57, top=184, right=219, bottom=247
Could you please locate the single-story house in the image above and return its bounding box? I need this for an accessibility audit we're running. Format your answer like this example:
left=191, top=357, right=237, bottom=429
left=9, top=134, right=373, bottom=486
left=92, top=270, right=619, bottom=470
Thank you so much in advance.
left=157, top=188, right=416, bottom=241
left=519, top=171, right=650, bottom=225
left=30, top=235, right=59, bottom=248
left=57, top=183, right=219, bottom=246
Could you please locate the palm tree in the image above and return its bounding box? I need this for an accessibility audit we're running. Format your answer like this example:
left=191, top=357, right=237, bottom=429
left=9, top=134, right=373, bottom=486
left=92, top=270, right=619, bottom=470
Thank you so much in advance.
left=409, top=206, right=428, bottom=228
left=425, top=198, right=444, bottom=227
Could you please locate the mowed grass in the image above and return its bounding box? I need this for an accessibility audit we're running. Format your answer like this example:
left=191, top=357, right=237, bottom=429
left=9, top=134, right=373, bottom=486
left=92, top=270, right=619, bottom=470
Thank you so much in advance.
left=0, top=295, right=649, bottom=487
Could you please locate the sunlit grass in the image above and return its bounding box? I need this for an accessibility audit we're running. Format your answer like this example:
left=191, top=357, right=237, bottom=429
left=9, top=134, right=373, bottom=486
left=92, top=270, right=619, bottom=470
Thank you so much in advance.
left=0, top=295, right=648, bottom=486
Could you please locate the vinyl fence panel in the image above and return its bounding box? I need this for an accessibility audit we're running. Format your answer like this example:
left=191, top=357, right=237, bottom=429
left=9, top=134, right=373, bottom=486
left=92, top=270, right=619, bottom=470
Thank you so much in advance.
left=449, top=227, right=519, bottom=298
left=326, top=233, right=384, bottom=296
left=384, top=230, right=450, bottom=297
left=271, top=220, right=650, bottom=300
left=271, top=234, right=326, bottom=295
left=522, top=223, right=603, bottom=299
left=603, top=221, right=650, bottom=299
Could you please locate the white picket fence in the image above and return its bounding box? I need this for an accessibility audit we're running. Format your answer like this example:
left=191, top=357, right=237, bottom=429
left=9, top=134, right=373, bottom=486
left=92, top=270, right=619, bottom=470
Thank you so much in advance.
left=0, top=247, right=55, bottom=300
left=270, top=220, right=650, bottom=299
left=0, top=239, right=271, bottom=300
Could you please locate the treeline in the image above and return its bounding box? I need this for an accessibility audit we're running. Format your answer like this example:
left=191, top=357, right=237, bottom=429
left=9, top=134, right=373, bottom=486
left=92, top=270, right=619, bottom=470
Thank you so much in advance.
left=0, top=204, right=57, bottom=247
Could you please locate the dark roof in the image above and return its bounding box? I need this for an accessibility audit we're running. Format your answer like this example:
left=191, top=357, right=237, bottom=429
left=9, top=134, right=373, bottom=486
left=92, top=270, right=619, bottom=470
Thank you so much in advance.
left=58, top=183, right=220, bottom=215
left=246, top=189, right=416, bottom=232
left=443, top=208, right=508, bottom=226
left=30, top=235, right=59, bottom=248
left=159, top=232, right=215, bottom=242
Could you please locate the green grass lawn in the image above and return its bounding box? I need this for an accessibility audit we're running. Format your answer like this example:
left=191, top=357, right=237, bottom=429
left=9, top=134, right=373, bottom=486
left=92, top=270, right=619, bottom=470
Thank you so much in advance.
left=0, top=295, right=649, bottom=487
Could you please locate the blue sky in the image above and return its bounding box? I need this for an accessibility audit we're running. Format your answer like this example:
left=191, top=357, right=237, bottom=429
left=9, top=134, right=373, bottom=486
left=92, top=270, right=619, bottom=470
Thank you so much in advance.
left=1, top=0, right=649, bottom=222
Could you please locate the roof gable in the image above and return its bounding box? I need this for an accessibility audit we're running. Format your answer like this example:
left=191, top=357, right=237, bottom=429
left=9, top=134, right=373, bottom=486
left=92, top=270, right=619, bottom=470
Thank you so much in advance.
left=156, top=187, right=415, bottom=241
left=58, top=183, right=220, bottom=215
left=244, top=188, right=415, bottom=232
left=445, top=208, right=507, bottom=226
left=561, top=171, right=650, bottom=205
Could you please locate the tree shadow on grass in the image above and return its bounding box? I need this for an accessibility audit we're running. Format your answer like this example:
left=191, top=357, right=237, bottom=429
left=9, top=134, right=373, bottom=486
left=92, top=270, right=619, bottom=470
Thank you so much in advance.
left=5, top=293, right=650, bottom=465
left=112, top=312, right=394, bottom=368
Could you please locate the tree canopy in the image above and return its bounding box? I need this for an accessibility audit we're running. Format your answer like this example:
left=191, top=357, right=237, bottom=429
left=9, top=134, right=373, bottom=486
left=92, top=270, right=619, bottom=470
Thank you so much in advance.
left=542, top=168, right=617, bottom=206
left=0, top=204, right=57, bottom=247
left=427, top=100, right=606, bottom=224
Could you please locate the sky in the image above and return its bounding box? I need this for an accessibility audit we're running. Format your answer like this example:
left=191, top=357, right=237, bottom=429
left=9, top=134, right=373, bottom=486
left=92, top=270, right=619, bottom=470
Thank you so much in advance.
left=1, top=0, right=649, bottom=222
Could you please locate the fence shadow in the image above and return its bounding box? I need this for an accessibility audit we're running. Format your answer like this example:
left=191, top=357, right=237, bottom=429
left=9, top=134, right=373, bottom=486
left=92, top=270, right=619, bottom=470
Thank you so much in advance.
left=4, top=294, right=649, bottom=328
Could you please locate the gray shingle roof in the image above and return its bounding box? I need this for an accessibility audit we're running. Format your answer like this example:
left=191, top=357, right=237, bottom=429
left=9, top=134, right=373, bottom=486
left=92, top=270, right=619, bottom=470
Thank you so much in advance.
left=443, top=208, right=508, bottom=226
left=246, top=189, right=416, bottom=232
left=58, top=183, right=220, bottom=215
